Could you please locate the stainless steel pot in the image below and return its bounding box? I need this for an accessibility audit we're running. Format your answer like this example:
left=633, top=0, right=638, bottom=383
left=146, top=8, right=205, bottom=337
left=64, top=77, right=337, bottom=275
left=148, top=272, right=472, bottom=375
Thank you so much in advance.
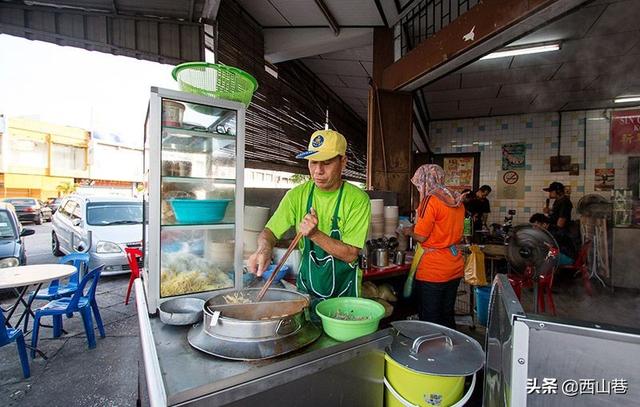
left=373, top=248, right=389, bottom=267
left=203, top=288, right=310, bottom=340
left=393, top=250, right=406, bottom=265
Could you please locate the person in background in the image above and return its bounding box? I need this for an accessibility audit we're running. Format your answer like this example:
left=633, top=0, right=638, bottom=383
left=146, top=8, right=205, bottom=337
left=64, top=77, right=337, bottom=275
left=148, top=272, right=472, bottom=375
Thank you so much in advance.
left=402, top=164, right=466, bottom=329
left=247, top=129, right=371, bottom=302
left=529, top=213, right=575, bottom=266
left=543, top=182, right=573, bottom=231
left=465, top=185, right=492, bottom=232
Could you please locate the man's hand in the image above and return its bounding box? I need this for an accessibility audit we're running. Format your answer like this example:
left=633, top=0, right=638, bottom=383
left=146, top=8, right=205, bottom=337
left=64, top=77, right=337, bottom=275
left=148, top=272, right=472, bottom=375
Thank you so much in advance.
left=299, top=207, right=319, bottom=238
left=542, top=206, right=550, bottom=214
left=247, top=247, right=272, bottom=277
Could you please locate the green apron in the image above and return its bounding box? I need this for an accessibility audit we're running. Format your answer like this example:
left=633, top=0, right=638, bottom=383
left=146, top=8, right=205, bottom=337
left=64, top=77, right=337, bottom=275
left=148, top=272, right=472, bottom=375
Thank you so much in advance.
left=297, top=183, right=360, bottom=299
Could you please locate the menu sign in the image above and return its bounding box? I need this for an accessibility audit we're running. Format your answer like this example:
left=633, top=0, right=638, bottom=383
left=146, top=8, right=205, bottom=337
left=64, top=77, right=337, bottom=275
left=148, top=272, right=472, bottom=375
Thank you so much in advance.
left=611, top=110, right=640, bottom=154
left=443, top=156, right=474, bottom=192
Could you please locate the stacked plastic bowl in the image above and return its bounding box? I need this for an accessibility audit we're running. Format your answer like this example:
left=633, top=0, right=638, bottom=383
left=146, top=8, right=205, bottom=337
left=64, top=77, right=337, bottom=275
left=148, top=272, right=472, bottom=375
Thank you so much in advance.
left=384, top=205, right=399, bottom=237
left=243, top=206, right=270, bottom=257
left=370, top=199, right=385, bottom=239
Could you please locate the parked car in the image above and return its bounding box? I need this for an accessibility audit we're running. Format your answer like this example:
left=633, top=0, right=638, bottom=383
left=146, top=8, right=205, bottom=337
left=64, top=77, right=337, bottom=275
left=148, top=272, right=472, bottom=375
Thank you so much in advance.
left=1, top=198, right=47, bottom=225
left=0, top=202, right=36, bottom=268
left=51, top=195, right=143, bottom=275
left=39, top=200, right=53, bottom=222
left=47, top=197, right=63, bottom=214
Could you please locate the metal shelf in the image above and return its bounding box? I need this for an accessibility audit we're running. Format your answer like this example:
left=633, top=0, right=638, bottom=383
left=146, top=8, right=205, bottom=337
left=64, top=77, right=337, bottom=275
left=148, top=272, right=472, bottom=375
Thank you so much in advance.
left=160, top=223, right=235, bottom=231
left=162, top=176, right=235, bottom=184
left=162, top=126, right=235, bottom=141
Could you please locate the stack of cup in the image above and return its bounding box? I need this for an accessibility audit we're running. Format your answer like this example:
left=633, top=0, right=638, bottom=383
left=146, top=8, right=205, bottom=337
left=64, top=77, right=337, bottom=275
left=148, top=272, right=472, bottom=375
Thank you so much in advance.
left=243, top=206, right=270, bottom=257
left=384, top=205, right=399, bottom=237
left=370, top=199, right=384, bottom=239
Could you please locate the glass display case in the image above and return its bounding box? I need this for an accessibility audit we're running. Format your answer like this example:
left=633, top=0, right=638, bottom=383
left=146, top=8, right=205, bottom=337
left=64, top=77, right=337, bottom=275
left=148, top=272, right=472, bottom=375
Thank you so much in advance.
left=142, top=87, right=245, bottom=313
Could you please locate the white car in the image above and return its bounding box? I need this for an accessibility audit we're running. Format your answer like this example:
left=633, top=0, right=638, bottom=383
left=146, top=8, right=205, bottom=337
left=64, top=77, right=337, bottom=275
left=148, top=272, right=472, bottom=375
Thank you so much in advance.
left=51, top=195, right=142, bottom=275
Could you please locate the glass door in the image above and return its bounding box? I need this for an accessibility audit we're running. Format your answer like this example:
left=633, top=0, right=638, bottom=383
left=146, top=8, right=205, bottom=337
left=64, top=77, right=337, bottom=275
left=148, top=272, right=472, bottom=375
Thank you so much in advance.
left=159, top=98, right=238, bottom=298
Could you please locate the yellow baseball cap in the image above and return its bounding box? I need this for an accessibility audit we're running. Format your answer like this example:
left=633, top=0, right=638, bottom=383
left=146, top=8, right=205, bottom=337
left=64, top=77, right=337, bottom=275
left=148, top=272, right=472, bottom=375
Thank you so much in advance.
left=296, top=129, right=347, bottom=161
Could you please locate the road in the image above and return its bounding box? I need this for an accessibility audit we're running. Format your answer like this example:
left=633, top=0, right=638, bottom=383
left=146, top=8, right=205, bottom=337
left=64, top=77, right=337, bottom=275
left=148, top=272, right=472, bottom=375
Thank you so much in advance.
left=22, top=221, right=58, bottom=265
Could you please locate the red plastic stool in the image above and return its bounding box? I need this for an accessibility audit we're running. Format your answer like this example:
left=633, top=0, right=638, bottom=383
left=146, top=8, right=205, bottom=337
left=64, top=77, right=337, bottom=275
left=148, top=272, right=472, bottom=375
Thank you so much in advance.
left=124, top=248, right=143, bottom=305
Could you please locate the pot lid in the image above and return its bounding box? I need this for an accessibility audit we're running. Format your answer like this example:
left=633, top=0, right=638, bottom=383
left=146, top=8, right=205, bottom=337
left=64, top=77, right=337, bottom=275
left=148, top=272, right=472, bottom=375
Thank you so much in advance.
left=387, top=320, right=484, bottom=376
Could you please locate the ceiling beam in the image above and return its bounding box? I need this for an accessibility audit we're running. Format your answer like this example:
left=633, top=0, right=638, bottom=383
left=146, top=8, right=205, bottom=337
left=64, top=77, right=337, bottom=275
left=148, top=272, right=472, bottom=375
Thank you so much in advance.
left=201, top=0, right=222, bottom=21
left=381, top=0, right=592, bottom=92
left=314, top=0, right=340, bottom=36
left=264, top=28, right=372, bottom=63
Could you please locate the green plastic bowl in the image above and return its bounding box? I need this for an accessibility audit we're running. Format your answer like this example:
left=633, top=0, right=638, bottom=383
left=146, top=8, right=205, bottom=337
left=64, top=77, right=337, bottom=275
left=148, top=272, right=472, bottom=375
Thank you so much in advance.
left=316, top=297, right=385, bottom=342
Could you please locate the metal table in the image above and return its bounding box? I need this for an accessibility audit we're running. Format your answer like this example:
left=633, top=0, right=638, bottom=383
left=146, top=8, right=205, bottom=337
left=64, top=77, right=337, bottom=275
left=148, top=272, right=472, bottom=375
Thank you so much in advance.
left=135, top=279, right=393, bottom=407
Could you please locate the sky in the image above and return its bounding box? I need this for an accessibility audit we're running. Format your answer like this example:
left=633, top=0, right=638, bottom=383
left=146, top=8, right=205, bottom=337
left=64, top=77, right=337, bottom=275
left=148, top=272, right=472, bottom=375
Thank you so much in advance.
left=0, top=34, right=179, bottom=148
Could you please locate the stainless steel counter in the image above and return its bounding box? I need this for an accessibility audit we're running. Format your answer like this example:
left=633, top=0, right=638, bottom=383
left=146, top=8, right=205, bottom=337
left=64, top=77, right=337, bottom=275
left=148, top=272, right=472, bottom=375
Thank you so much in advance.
left=135, top=279, right=392, bottom=407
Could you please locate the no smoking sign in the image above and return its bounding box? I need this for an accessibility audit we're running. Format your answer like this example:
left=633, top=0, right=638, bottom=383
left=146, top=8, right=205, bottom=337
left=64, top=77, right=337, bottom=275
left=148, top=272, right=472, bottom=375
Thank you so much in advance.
left=503, top=171, right=519, bottom=185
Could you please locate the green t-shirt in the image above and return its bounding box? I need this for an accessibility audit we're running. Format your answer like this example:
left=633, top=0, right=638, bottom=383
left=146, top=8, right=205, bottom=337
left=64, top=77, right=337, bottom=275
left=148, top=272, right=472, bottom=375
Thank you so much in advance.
left=265, top=181, right=371, bottom=250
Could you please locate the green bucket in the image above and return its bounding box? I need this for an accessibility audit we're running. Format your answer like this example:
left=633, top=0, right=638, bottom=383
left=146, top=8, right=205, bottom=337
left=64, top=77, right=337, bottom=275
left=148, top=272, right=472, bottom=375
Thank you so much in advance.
left=171, top=62, right=258, bottom=107
left=315, top=297, right=385, bottom=342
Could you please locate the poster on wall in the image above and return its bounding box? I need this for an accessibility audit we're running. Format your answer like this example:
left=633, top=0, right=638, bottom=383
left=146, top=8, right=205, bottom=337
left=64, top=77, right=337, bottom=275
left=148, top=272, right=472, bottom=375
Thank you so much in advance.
left=595, top=168, right=615, bottom=191
left=497, top=170, right=525, bottom=199
left=502, top=143, right=526, bottom=170
left=610, top=109, right=640, bottom=154
left=443, top=156, right=475, bottom=192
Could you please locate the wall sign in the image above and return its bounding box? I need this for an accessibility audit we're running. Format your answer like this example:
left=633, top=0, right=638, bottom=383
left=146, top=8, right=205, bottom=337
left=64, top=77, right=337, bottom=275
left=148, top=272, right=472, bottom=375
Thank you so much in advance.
left=502, top=143, right=526, bottom=170
left=497, top=170, right=525, bottom=199
left=610, top=110, right=640, bottom=154
left=595, top=168, right=615, bottom=191
left=442, top=156, right=475, bottom=192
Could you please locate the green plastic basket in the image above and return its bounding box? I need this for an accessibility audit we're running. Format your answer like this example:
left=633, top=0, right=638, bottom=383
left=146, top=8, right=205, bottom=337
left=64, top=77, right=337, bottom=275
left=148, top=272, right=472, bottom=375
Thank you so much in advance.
left=316, top=297, right=385, bottom=342
left=171, top=62, right=258, bottom=107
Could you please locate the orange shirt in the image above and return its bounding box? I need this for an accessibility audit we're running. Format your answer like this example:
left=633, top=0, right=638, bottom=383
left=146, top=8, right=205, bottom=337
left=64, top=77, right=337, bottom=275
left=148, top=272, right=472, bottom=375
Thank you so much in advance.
left=414, top=196, right=465, bottom=283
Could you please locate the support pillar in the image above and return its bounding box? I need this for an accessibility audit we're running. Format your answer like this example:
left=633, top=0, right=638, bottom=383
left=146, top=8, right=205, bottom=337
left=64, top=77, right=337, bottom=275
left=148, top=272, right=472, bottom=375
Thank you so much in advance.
left=367, top=27, right=413, bottom=214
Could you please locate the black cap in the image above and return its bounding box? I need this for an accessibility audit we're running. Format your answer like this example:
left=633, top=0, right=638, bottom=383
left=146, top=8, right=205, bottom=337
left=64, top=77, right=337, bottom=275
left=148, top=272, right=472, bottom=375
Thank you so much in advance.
left=543, top=182, right=564, bottom=192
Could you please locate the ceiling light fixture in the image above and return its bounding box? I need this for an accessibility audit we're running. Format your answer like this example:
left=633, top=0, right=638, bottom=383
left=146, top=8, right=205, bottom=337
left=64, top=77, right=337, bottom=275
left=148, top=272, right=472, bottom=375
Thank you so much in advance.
left=480, top=42, right=561, bottom=60
left=614, top=96, right=640, bottom=104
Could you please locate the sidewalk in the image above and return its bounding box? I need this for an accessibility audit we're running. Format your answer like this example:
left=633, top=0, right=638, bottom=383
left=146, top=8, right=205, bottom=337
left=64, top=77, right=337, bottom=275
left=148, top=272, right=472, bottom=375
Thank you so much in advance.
left=0, top=275, right=147, bottom=407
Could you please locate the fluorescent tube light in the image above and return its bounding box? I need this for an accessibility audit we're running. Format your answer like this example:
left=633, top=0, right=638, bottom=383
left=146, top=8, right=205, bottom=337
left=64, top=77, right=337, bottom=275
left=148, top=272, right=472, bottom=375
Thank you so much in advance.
left=480, top=43, right=561, bottom=60
left=614, top=96, right=640, bottom=104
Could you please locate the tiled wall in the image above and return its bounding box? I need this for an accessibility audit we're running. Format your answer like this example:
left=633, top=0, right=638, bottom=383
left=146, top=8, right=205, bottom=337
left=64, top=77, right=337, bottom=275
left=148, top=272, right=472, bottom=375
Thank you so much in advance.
left=429, top=110, right=630, bottom=225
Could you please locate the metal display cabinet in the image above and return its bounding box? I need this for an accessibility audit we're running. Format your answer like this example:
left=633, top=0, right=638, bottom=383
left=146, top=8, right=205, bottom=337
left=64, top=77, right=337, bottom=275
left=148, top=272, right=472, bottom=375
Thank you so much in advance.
left=142, top=87, right=245, bottom=314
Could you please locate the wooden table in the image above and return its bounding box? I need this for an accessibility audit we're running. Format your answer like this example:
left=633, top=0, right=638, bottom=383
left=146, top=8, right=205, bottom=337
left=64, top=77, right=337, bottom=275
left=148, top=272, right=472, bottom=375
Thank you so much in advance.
left=0, top=264, right=76, bottom=352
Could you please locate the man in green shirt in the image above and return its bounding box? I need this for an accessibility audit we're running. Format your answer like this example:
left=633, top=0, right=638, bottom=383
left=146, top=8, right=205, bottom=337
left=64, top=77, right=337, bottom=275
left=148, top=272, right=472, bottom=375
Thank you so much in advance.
left=247, top=129, right=371, bottom=298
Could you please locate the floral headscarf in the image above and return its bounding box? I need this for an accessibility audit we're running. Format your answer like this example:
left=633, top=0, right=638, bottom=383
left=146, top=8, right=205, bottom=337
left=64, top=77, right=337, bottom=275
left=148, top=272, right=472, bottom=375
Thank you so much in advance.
left=411, top=164, right=466, bottom=208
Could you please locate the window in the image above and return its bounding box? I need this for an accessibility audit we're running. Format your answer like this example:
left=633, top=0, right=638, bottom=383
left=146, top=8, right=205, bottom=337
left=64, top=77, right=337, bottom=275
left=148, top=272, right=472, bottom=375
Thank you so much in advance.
left=86, top=202, right=142, bottom=226
left=60, top=200, right=77, bottom=218
left=0, top=211, right=16, bottom=239
left=52, top=144, right=86, bottom=171
left=9, top=138, right=47, bottom=166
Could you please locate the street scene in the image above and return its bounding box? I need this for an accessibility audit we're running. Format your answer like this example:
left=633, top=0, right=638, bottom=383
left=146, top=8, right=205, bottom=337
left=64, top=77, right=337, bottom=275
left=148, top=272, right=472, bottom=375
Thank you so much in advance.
left=1, top=222, right=144, bottom=406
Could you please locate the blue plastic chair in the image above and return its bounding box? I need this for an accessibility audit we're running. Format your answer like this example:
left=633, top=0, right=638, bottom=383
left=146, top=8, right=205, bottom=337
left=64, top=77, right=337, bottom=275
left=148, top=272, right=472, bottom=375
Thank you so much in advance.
left=30, top=252, right=90, bottom=301
left=0, top=308, right=30, bottom=378
left=30, top=265, right=105, bottom=358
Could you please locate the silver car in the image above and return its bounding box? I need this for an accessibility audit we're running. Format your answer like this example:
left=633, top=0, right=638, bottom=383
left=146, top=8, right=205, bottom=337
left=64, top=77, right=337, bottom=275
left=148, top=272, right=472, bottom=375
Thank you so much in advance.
left=51, top=195, right=143, bottom=275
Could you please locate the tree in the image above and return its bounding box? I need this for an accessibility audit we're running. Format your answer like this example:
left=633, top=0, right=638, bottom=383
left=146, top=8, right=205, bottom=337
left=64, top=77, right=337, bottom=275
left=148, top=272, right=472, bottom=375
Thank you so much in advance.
left=56, top=181, right=77, bottom=197
left=290, top=173, right=311, bottom=185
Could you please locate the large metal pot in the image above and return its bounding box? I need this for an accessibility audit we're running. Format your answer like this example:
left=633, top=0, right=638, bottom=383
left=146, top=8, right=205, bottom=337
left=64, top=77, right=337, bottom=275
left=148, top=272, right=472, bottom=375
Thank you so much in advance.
left=203, top=288, right=309, bottom=340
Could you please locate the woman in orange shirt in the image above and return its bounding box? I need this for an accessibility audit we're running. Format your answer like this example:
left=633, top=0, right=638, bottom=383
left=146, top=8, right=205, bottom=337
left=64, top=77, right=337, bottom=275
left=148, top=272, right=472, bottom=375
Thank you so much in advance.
left=404, top=164, right=466, bottom=329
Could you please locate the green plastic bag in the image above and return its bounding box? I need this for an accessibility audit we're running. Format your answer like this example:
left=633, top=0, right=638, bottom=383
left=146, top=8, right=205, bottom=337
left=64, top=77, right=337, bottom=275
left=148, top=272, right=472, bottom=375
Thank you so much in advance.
left=403, top=245, right=424, bottom=298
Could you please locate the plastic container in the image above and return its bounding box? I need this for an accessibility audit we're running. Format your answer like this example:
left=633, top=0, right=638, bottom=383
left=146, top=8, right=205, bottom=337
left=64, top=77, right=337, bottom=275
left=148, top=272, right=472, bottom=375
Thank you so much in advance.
left=171, top=62, right=258, bottom=107
left=244, top=206, right=270, bottom=232
left=162, top=100, right=185, bottom=127
left=385, top=354, right=465, bottom=407
left=315, top=297, right=385, bottom=341
left=169, top=199, right=231, bottom=224
left=261, top=264, right=291, bottom=282
left=474, top=286, right=491, bottom=326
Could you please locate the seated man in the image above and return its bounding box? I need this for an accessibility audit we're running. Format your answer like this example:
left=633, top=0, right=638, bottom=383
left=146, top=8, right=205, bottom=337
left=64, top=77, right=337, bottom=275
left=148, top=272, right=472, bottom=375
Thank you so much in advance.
left=529, top=213, right=575, bottom=266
